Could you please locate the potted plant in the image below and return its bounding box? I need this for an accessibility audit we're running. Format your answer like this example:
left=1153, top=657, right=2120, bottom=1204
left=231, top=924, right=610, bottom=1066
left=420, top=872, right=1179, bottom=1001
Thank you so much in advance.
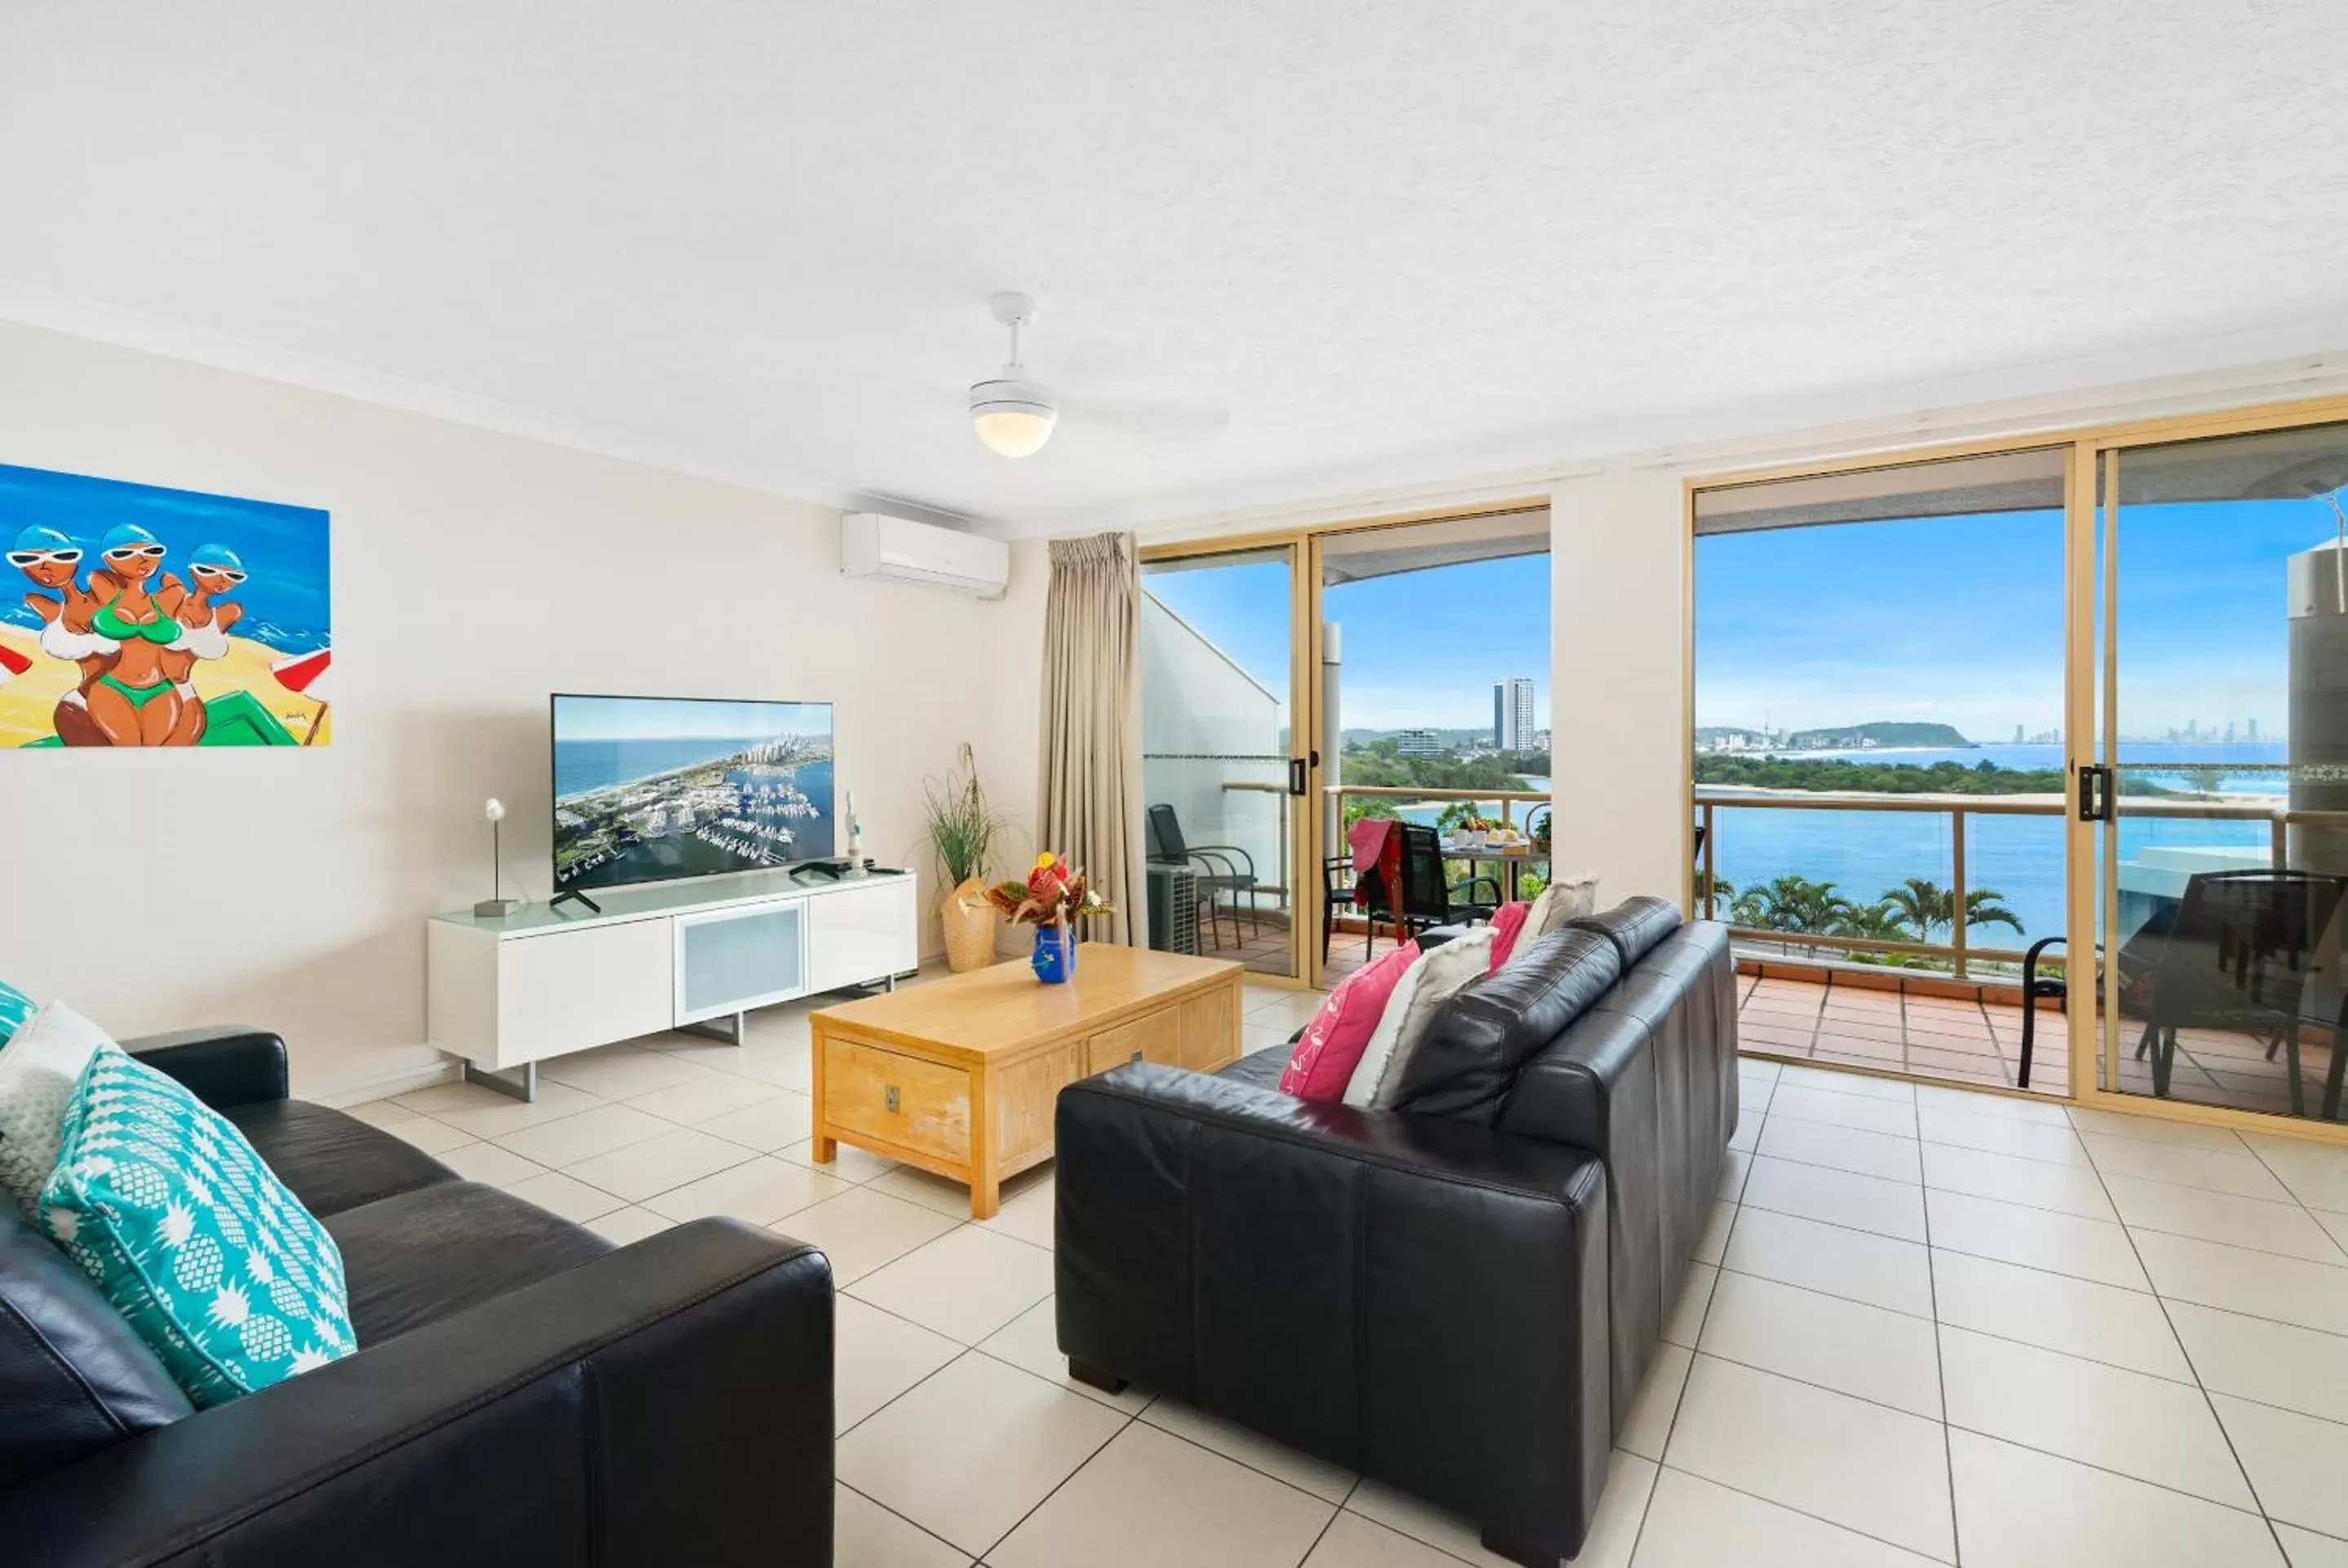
left=922, top=744, right=1009, bottom=972
left=984, top=853, right=1116, bottom=984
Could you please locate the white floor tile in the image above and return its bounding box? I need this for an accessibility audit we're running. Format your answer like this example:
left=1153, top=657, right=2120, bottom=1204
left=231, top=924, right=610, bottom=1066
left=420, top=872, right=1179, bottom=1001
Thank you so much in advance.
left=979, top=1173, right=1055, bottom=1250
left=835, top=1295, right=962, bottom=1434
left=1914, top=1082, right=2073, bottom=1128
left=1929, top=1249, right=2191, bottom=1382
left=835, top=1483, right=971, bottom=1567
left=623, top=1071, right=783, bottom=1126
left=1730, top=1106, right=1761, bottom=1153
left=560, top=1125, right=758, bottom=1202
left=1757, top=1116, right=1922, bottom=1184
left=1662, top=1263, right=1717, bottom=1349
left=346, top=1096, right=431, bottom=1132
left=1631, top=1464, right=1945, bottom=1567
left=1664, top=1356, right=1953, bottom=1561
left=537, top=1045, right=714, bottom=1099
left=1139, top=1397, right=1355, bottom=1502
left=836, top=1351, right=1125, bottom=1558
left=1691, top=1201, right=1733, bottom=1265
left=2213, top=1393, right=2348, bottom=1539
left=994, top=1420, right=1333, bottom=1568
left=694, top=1090, right=816, bottom=1151
left=641, top=1154, right=849, bottom=1226
left=870, top=1164, right=987, bottom=1218
left=2167, top=1300, right=2348, bottom=1425
left=493, top=1102, right=672, bottom=1168
left=1923, top=1189, right=2149, bottom=1291
left=2082, top=1133, right=2293, bottom=1200
left=2132, top=1230, right=2348, bottom=1336
left=777, top=1137, right=900, bottom=1184
left=2276, top=1523, right=2348, bottom=1568
left=1770, top=1084, right=1919, bottom=1138
left=1719, top=1147, right=1753, bottom=1204
left=435, top=1139, right=546, bottom=1187
left=1346, top=1451, right=1655, bottom=1568
left=1939, top=1325, right=2255, bottom=1508
left=383, top=1115, right=477, bottom=1155
left=1946, top=1427, right=2283, bottom=1568
left=1301, top=1511, right=1465, bottom=1568
left=777, top=1187, right=963, bottom=1284
left=394, top=1078, right=604, bottom=1138
left=849, top=1225, right=1055, bottom=1344
left=1916, top=1105, right=2090, bottom=1166
left=582, top=1205, right=672, bottom=1246
left=2245, top=1135, right=2348, bottom=1213
left=2068, top=1106, right=2249, bottom=1151
left=1619, top=1341, right=1691, bottom=1460
left=502, top=1168, right=627, bottom=1225
left=1778, top=1063, right=1916, bottom=1103
left=2103, top=1173, right=2346, bottom=1263
left=1700, top=1271, right=1943, bottom=1417
left=1918, top=1141, right=2118, bottom=1221
left=977, top=1296, right=1152, bottom=1415
left=1741, top=1155, right=1926, bottom=1242
left=1722, top=1207, right=1935, bottom=1318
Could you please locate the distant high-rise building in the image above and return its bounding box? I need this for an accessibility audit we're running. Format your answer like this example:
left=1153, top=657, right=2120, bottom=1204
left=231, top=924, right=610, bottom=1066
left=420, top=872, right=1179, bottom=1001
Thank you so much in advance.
left=2249, top=718, right=2260, bottom=742
left=1396, top=728, right=1442, bottom=757
left=1493, top=677, right=1538, bottom=751
left=2014, top=724, right=2024, bottom=744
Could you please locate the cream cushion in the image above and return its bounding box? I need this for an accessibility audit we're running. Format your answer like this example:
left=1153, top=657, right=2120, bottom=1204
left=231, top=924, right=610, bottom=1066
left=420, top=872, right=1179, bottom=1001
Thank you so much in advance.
left=1526, top=872, right=1600, bottom=938
left=0, top=1000, right=119, bottom=1217
left=1343, top=926, right=1497, bottom=1111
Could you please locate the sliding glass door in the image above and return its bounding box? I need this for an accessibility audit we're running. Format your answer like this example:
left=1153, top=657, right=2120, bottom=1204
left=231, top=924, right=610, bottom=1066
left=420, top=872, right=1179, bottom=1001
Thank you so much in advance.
left=2087, top=419, right=2348, bottom=1122
left=1139, top=546, right=1309, bottom=981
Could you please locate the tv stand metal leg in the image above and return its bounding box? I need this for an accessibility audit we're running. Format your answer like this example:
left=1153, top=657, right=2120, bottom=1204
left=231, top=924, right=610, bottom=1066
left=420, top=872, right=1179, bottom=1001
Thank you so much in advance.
left=463, top=1059, right=537, bottom=1103
left=679, top=1012, right=745, bottom=1045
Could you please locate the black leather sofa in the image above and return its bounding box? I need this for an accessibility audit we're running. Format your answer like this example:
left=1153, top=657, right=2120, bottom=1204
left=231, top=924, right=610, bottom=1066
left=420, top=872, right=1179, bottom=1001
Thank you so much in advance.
left=0, top=1027, right=834, bottom=1568
left=1054, top=897, right=1736, bottom=1567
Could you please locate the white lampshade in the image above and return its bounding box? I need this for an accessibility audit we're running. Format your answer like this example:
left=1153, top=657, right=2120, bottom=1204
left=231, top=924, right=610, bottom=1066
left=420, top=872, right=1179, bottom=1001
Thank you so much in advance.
left=970, top=378, right=1057, bottom=457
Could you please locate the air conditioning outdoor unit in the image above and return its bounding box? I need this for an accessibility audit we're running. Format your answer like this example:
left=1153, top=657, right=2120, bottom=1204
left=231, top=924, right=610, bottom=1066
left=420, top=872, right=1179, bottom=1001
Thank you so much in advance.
left=841, top=512, right=1010, bottom=598
left=1146, top=863, right=1201, bottom=956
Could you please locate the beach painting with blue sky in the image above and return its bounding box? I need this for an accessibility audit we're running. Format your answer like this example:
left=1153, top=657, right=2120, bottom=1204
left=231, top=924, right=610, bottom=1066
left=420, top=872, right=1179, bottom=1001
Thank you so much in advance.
left=0, top=461, right=331, bottom=748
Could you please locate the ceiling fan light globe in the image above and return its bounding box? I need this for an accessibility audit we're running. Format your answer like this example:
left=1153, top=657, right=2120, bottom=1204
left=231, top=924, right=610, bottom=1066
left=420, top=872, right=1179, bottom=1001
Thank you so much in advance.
left=969, top=378, right=1057, bottom=457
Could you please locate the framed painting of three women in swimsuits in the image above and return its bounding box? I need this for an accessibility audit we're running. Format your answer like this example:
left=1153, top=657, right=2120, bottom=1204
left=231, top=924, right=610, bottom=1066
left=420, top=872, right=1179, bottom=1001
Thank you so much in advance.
left=0, top=460, right=331, bottom=748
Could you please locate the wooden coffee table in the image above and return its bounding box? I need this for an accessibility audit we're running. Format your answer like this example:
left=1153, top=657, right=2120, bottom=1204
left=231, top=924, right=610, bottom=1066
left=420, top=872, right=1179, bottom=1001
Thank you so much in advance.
left=811, top=945, right=1245, bottom=1217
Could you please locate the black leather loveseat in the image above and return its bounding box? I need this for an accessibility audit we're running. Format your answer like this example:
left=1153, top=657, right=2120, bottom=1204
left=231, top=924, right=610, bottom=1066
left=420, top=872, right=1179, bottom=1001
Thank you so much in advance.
left=1054, top=897, right=1736, bottom=1567
left=0, top=1027, right=834, bottom=1568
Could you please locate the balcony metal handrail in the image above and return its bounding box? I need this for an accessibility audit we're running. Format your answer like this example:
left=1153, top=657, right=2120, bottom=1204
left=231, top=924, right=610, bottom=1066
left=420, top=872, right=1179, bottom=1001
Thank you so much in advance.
left=1692, top=785, right=2348, bottom=979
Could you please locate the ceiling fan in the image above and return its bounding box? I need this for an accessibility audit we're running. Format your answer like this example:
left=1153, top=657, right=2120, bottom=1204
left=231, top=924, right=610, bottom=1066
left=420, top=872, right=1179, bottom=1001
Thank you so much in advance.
left=966, top=291, right=1228, bottom=459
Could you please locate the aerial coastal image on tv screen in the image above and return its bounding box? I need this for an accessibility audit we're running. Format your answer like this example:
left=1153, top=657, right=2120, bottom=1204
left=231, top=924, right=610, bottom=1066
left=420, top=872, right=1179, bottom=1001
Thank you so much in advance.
left=551, top=695, right=835, bottom=892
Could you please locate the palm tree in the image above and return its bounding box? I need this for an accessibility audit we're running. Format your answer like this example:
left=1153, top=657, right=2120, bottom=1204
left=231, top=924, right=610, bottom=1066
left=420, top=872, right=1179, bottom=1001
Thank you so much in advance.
left=1877, top=877, right=2024, bottom=941
left=1728, top=874, right=1859, bottom=934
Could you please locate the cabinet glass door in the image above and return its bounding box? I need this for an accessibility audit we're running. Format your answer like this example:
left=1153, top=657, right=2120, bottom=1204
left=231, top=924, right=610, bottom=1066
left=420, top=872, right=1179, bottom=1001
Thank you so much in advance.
left=675, top=899, right=807, bottom=1021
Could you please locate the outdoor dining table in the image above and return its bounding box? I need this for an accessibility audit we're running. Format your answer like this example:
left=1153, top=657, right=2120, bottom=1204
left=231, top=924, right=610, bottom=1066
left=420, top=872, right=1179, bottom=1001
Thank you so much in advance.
left=1437, top=840, right=1550, bottom=902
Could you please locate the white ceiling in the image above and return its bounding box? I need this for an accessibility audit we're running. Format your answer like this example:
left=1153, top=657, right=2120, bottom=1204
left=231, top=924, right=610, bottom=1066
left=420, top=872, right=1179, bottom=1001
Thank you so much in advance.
left=6, top=2, right=2347, bottom=535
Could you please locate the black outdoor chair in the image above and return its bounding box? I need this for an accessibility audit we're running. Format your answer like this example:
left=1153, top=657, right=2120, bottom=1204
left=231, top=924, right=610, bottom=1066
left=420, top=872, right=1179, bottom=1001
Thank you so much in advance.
left=1358, top=823, right=1502, bottom=952
left=1146, top=803, right=1260, bottom=952
left=1322, top=854, right=1360, bottom=965
left=2120, top=868, right=2348, bottom=1119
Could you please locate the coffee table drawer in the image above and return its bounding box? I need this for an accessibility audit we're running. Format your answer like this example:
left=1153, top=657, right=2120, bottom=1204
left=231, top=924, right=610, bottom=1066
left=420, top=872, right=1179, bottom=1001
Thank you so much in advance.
left=1085, top=1005, right=1183, bottom=1076
left=824, top=1036, right=972, bottom=1164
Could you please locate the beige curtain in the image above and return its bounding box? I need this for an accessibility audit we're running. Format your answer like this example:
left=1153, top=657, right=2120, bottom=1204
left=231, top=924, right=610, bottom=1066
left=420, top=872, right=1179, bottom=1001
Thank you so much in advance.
left=1037, top=531, right=1145, bottom=947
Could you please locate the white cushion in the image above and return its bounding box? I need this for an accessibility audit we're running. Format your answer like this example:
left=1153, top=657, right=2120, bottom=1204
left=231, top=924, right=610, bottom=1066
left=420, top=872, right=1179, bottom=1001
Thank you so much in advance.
left=1527, top=872, right=1600, bottom=938
left=0, top=1000, right=119, bottom=1217
left=1343, top=927, right=1497, bottom=1111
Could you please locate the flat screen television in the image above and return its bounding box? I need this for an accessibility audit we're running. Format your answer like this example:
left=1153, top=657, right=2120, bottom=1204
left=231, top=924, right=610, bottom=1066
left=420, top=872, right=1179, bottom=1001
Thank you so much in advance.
left=551, top=694, right=836, bottom=894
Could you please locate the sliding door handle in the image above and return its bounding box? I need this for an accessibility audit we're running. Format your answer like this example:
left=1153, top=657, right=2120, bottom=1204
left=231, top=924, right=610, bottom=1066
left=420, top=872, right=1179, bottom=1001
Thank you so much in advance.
left=1289, top=757, right=1308, bottom=796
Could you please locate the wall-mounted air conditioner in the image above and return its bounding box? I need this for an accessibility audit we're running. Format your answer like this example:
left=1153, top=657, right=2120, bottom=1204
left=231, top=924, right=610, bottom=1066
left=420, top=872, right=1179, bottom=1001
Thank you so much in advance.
left=841, top=512, right=1010, bottom=598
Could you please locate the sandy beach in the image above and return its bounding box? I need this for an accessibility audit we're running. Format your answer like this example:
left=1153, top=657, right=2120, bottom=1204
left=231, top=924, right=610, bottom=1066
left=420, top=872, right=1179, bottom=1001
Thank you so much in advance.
left=0, top=624, right=331, bottom=747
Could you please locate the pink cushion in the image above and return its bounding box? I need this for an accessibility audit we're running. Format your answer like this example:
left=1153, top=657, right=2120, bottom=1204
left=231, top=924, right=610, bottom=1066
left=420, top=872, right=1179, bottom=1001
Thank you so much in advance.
left=1280, top=943, right=1422, bottom=1102
left=1486, top=902, right=1534, bottom=970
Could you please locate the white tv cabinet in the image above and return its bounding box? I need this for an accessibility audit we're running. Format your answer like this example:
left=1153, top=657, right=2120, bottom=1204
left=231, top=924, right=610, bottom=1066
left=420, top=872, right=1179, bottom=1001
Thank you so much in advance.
left=427, top=868, right=919, bottom=1101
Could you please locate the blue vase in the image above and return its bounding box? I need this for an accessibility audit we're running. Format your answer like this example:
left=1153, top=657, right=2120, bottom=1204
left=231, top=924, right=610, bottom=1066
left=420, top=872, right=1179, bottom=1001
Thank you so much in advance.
left=1031, top=925, right=1077, bottom=983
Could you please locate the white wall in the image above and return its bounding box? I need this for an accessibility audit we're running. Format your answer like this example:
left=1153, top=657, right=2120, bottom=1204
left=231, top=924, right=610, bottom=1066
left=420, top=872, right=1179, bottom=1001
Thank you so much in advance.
left=0, top=320, right=1015, bottom=1101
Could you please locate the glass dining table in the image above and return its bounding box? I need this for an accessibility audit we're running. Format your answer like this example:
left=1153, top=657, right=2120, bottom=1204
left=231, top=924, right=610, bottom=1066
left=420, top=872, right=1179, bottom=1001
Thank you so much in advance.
left=1437, top=839, right=1551, bottom=902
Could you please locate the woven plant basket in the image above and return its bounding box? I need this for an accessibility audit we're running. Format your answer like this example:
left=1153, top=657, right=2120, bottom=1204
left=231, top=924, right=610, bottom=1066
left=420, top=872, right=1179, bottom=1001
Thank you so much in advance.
left=941, top=877, right=1001, bottom=972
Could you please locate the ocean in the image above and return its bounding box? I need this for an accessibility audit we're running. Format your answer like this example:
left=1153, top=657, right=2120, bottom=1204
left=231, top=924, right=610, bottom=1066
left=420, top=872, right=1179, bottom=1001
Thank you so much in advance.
left=1400, top=744, right=2293, bottom=939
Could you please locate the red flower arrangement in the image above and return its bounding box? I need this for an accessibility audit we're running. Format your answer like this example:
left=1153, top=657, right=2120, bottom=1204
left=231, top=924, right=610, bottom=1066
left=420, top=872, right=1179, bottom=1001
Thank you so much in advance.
left=984, top=852, right=1115, bottom=930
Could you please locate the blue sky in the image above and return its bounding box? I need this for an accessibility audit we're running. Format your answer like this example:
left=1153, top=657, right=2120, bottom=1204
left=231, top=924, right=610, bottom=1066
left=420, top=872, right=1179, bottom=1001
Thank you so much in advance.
left=1698, top=497, right=2338, bottom=739
left=555, top=696, right=833, bottom=741
left=0, top=459, right=330, bottom=637
left=1143, top=554, right=1550, bottom=731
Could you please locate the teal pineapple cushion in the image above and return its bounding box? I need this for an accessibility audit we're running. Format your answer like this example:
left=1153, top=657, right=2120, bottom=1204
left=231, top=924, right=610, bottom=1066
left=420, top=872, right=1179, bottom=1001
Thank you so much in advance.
left=39, top=1049, right=356, bottom=1407
left=0, top=979, right=32, bottom=1047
